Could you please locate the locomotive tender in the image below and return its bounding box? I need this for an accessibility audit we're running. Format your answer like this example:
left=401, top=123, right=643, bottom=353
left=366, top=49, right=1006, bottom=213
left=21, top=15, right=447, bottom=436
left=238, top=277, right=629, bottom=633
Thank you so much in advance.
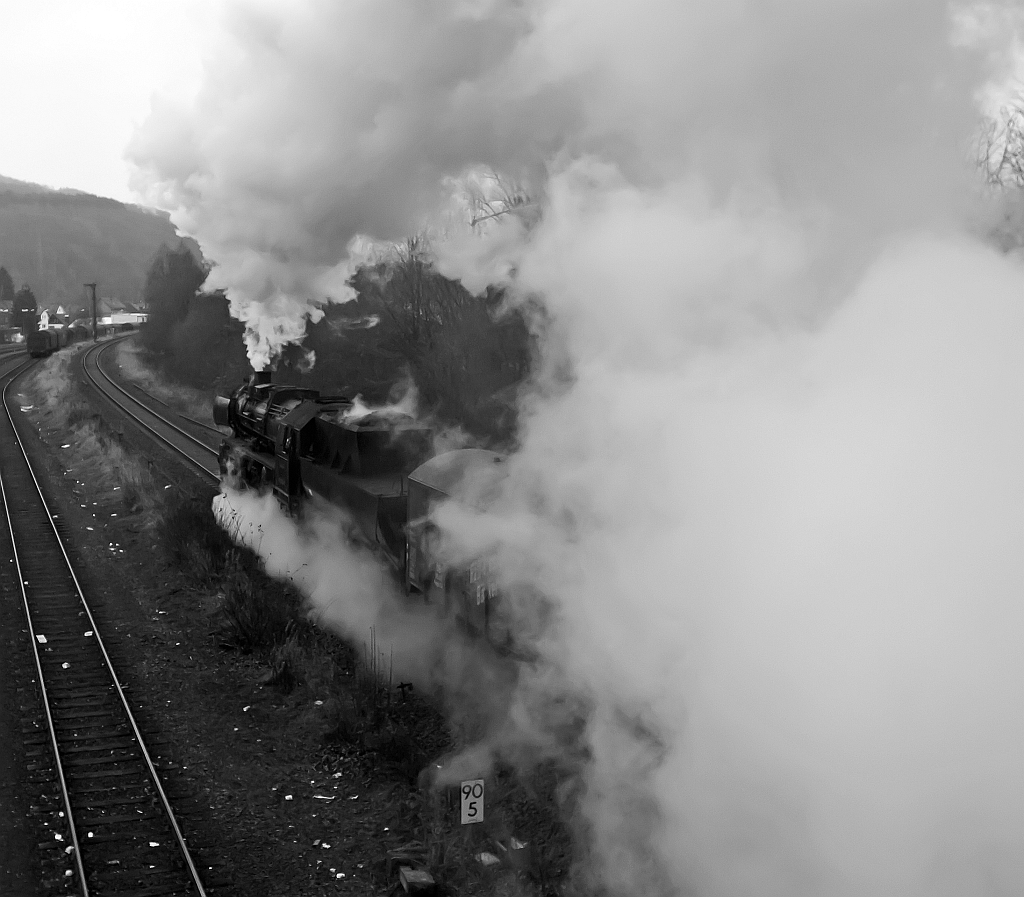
left=214, top=372, right=511, bottom=642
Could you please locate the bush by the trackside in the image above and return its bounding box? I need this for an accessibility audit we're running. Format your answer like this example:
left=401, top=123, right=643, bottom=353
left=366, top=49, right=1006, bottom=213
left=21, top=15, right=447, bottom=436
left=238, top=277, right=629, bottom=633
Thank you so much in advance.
left=158, top=491, right=236, bottom=586
left=24, top=348, right=163, bottom=518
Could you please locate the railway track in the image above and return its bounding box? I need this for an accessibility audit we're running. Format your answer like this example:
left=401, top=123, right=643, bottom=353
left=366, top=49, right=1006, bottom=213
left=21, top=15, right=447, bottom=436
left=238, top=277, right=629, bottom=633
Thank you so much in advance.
left=0, top=343, right=29, bottom=360
left=80, top=338, right=220, bottom=483
left=0, top=354, right=209, bottom=896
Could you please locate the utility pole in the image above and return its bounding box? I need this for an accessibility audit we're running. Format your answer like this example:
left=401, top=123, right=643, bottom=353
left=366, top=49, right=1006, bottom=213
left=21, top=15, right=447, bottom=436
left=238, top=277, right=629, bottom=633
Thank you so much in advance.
left=84, top=283, right=97, bottom=341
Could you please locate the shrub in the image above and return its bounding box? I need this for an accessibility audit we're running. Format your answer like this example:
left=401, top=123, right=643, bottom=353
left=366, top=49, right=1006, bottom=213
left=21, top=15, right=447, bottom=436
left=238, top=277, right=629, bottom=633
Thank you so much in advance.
left=158, top=490, right=236, bottom=586
left=215, top=565, right=299, bottom=651
left=24, top=350, right=163, bottom=518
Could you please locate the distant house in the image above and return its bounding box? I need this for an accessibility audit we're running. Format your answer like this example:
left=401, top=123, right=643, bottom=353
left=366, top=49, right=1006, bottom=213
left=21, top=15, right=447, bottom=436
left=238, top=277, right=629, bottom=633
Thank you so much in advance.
left=70, top=297, right=148, bottom=330
left=98, top=298, right=147, bottom=326
left=38, top=305, right=70, bottom=329
left=101, top=300, right=147, bottom=327
left=103, top=312, right=149, bottom=327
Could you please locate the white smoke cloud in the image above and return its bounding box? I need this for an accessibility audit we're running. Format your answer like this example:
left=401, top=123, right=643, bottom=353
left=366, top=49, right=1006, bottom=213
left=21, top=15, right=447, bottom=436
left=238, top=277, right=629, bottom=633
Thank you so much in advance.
left=430, top=229, right=1024, bottom=895
left=130, top=0, right=1015, bottom=365
left=212, top=485, right=529, bottom=756
left=138, top=1, right=1024, bottom=893
left=213, top=486, right=447, bottom=683
left=528, top=236, right=1024, bottom=896
left=129, top=0, right=570, bottom=367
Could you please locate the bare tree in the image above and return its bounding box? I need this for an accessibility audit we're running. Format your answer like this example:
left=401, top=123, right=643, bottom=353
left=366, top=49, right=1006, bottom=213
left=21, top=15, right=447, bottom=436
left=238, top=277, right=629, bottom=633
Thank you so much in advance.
left=464, top=169, right=535, bottom=227
left=978, top=106, right=1024, bottom=189
left=350, top=234, right=531, bottom=437
left=373, top=237, right=467, bottom=351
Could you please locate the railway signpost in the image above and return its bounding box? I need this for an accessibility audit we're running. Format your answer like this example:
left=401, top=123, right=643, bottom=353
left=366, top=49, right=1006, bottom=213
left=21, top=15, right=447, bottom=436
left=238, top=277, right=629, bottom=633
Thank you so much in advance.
left=460, top=779, right=485, bottom=824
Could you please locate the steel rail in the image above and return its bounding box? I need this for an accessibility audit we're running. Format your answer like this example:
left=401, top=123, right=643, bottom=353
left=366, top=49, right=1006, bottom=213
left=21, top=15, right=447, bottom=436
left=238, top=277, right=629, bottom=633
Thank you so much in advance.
left=0, top=355, right=91, bottom=893
left=81, top=338, right=220, bottom=481
left=1, top=359, right=208, bottom=896
left=95, top=360, right=224, bottom=433
left=0, top=357, right=89, bottom=892
left=89, top=337, right=219, bottom=446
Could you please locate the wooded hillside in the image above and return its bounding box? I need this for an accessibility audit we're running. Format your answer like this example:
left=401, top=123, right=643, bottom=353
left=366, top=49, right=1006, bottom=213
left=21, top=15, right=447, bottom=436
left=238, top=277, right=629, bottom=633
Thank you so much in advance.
left=0, top=174, right=182, bottom=307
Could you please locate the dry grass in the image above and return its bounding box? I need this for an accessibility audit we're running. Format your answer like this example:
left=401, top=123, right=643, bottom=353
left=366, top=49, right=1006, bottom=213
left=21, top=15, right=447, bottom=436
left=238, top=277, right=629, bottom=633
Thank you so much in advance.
left=159, top=488, right=576, bottom=894
left=113, top=340, right=217, bottom=424
left=158, top=490, right=303, bottom=651
left=22, top=348, right=164, bottom=520
left=158, top=492, right=237, bottom=584
left=176, top=491, right=574, bottom=892
left=216, top=564, right=300, bottom=651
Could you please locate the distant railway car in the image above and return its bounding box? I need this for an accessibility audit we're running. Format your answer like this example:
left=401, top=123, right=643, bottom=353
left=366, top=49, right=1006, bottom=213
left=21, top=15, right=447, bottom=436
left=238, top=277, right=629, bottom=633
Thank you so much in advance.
left=26, top=328, right=60, bottom=357
left=27, top=326, right=76, bottom=356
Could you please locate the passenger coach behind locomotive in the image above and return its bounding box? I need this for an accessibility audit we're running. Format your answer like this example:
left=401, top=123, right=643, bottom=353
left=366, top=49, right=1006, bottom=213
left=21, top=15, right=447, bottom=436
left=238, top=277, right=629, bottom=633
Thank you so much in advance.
left=214, top=373, right=513, bottom=645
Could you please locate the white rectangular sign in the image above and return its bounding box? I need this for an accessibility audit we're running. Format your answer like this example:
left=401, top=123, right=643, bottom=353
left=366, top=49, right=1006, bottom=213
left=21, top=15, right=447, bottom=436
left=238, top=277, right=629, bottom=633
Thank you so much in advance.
left=460, top=779, right=485, bottom=825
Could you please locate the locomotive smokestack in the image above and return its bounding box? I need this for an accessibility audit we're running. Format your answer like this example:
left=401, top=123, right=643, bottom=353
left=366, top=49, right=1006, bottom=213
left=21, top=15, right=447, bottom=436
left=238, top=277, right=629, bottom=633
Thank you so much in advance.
left=251, top=370, right=272, bottom=386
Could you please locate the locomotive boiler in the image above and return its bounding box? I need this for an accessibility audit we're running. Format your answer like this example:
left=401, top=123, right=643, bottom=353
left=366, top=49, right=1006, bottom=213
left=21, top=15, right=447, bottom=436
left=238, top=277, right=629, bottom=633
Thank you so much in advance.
left=214, top=373, right=512, bottom=644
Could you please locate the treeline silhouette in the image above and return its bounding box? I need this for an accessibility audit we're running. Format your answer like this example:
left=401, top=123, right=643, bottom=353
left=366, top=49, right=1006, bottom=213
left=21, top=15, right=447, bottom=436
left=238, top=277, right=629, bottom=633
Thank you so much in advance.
left=141, top=240, right=533, bottom=442
left=0, top=176, right=182, bottom=308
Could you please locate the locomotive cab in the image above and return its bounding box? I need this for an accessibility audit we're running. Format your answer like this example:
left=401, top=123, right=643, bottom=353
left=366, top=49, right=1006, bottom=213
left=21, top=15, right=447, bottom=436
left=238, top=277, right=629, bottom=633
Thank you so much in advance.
left=272, top=399, right=323, bottom=511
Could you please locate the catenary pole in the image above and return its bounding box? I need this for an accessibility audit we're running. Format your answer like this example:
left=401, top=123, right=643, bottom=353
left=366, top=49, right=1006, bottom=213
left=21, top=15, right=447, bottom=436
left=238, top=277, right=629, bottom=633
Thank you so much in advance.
left=84, top=282, right=97, bottom=341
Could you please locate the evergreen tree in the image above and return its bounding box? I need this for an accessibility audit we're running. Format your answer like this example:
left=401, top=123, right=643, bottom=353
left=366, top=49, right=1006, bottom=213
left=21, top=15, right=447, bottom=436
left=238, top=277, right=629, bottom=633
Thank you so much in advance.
left=141, top=243, right=207, bottom=352
left=0, top=267, right=14, bottom=307
left=13, top=285, right=38, bottom=331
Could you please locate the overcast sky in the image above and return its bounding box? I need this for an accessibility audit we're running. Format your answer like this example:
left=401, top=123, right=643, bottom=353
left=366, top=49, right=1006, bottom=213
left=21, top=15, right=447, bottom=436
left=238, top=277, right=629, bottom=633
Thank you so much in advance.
left=1, top=2, right=1021, bottom=207
left=0, top=0, right=223, bottom=202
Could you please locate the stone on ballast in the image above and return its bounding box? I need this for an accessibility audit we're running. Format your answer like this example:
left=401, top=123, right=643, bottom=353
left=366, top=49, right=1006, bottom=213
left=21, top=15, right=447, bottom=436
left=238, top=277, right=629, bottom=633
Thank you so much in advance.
left=399, top=865, right=436, bottom=894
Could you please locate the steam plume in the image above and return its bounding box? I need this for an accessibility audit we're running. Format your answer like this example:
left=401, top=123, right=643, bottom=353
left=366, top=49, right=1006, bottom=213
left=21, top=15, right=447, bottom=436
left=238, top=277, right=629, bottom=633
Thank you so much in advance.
left=213, top=488, right=445, bottom=683
left=135, top=1, right=1024, bottom=894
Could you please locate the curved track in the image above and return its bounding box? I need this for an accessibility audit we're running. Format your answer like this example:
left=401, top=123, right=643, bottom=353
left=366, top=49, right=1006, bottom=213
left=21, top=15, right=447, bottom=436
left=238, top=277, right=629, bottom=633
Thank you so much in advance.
left=0, top=343, right=30, bottom=361
left=1, top=353, right=209, bottom=896
left=80, top=338, right=220, bottom=483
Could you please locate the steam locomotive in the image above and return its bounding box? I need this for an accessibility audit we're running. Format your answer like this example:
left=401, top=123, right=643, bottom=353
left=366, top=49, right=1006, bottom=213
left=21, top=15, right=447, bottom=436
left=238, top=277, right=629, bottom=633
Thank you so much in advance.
left=214, top=372, right=511, bottom=642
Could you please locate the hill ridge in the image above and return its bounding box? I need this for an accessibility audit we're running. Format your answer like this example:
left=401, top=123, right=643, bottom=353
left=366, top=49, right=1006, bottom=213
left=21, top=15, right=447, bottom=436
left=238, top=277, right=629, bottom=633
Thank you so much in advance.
left=0, top=172, right=186, bottom=311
